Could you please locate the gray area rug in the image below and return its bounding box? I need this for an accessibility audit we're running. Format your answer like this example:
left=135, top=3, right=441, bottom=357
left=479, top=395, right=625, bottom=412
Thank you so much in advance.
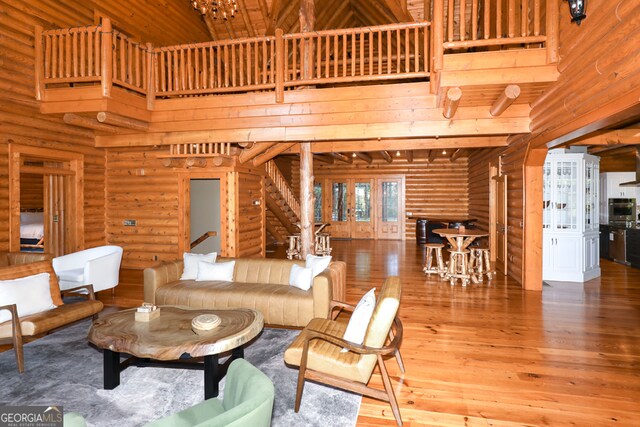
left=0, top=320, right=361, bottom=426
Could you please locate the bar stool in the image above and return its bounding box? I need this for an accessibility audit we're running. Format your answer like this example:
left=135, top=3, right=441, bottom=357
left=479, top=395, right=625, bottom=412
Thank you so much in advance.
left=447, top=249, right=472, bottom=286
left=286, top=234, right=301, bottom=260
left=470, top=247, right=494, bottom=281
left=315, top=233, right=332, bottom=256
left=422, top=243, right=446, bottom=278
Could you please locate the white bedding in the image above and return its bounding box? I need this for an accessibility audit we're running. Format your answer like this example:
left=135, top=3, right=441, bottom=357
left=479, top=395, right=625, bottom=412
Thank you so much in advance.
left=20, top=212, right=44, bottom=239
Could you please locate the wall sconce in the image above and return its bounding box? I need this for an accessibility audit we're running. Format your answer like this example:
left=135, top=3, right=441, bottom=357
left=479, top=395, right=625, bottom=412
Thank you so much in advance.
left=566, top=0, right=586, bottom=25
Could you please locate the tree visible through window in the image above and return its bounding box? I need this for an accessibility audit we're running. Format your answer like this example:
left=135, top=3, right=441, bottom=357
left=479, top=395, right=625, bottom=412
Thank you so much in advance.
left=382, top=182, right=398, bottom=222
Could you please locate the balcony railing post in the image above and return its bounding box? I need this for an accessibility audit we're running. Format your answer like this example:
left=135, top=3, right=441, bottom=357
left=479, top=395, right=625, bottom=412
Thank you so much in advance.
left=275, top=28, right=284, bottom=103
left=101, top=17, right=113, bottom=97
left=431, top=0, right=444, bottom=94
left=34, top=25, right=44, bottom=100
left=146, top=42, right=155, bottom=110
left=546, top=0, right=559, bottom=64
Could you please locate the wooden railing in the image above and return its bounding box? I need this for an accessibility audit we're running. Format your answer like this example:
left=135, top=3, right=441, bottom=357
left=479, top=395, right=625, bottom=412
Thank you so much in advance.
left=438, top=0, right=550, bottom=50
left=35, top=6, right=558, bottom=102
left=282, top=22, right=431, bottom=86
left=154, top=36, right=276, bottom=96
left=265, top=160, right=300, bottom=220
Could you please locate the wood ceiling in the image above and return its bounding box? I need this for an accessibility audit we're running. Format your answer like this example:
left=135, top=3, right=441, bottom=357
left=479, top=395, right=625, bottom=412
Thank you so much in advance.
left=198, top=0, right=424, bottom=41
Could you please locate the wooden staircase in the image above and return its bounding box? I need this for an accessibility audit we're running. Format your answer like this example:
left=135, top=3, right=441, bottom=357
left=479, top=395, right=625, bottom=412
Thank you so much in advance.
left=264, top=160, right=300, bottom=243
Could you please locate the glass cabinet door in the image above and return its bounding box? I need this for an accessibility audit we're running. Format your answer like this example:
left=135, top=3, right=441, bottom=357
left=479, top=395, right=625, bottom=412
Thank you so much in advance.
left=554, top=160, right=578, bottom=230
left=584, top=161, right=598, bottom=231
left=543, top=161, right=552, bottom=229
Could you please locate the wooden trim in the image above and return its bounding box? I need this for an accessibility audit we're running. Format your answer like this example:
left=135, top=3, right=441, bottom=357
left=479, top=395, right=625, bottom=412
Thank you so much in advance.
left=522, top=145, right=547, bottom=290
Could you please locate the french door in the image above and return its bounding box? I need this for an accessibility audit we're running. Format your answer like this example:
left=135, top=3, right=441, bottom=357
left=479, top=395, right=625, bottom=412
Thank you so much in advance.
left=377, top=178, right=403, bottom=240
left=329, top=178, right=374, bottom=238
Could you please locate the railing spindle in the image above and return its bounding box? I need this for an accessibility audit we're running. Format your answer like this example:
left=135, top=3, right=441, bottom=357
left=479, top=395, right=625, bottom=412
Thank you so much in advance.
left=44, top=34, right=51, bottom=79
left=472, top=0, right=478, bottom=40
left=173, top=50, right=179, bottom=91
left=135, top=42, right=141, bottom=87
left=225, top=44, right=230, bottom=87
left=187, top=47, right=193, bottom=90
left=333, top=34, right=338, bottom=78
left=447, top=0, right=454, bottom=42
left=359, top=32, right=364, bottom=76
left=522, top=0, right=529, bottom=36
left=508, top=0, right=515, bottom=38
left=496, top=0, right=502, bottom=38
left=460, top=0, right=466, bottom=41
left=342, top=34, right=347, bottom=77
left=534, top=0, right=541, bottom=36
left=484, top=0, right=490, bottom=39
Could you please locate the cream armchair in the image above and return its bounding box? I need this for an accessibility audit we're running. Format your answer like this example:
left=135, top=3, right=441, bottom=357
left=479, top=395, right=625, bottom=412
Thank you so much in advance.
left=284, top=276, right=405, bottom=426
left=52, top=246, right=123, bottom=293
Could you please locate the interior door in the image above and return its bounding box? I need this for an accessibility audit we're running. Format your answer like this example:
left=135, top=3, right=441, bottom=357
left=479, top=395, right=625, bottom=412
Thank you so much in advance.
left=329, top=178, right=374, bottom=238
left=329, top=179, right=351, bottom=238
left=378, top=178, right=402, bottom=239
left=494, top=175, right=508, bottom=274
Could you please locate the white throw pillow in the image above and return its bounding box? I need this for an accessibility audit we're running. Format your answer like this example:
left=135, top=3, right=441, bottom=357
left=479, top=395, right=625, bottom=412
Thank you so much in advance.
left=341, top=288, right=376, bottom=352
left=305, top=254, right=332, bottom=277
left=288, top=264, right=314, bottom=291
left=196, top=260, right=235, bottom=282
left=0, top=273, right=56, bottom=324
left=180, top=252, right=217, bottom=280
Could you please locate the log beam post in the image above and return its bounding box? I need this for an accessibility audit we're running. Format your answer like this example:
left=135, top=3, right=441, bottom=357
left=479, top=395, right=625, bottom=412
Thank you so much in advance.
left=146, top=43, right=155, bottom=110
left=300, top=142, right=314, bottom=257
left=431, top=0, right=444, bottom=94
left=443, top=87, right=462, bottom=119
left=34, top=25, right=44, bottom=101
left=354, top=152, right=373, bottom=164
left=252, top=142, right=296, bottom=166
left=380, top=150, right=393, bottom=163
left=63, top=113, right=122, bottom=133
left=96, top=112, right=149, bottom=131
left=427, top=149, right=436, bottom=162
left=490, top=85, right=521, bottom=116
left=330, top=152, right=353, bottom=164
left=100, top=18, right=113, bottom=97
left=546, top=0, right=559, bottom=64
left=523, top=144, right=548, bottom=291
left=275, top=28, right=285, bottom=103
left=239, top=142, right=277, bottom=163
left=185, top=158, right=207, bottom=168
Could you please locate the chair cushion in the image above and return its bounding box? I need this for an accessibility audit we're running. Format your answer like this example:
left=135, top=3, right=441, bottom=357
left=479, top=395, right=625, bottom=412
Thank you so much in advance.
left=155, top=280, right=315, bottom=327
left=0, top=273, right=56, bottom=324
left=284, top=318, right=377, bottom=383
left=57, top=268, right=85, bottom=283
left=0, top=261, right=63, bottom=306
left=0, top=300, right=103, bottom=338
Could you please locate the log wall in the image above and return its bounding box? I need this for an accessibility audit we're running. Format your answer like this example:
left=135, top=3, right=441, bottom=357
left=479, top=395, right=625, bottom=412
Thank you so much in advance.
left=290, top=156, right=470, bottom=240
left=235, top=172, right=265, bottom=257
left=0, top=0, right=211, bottom=253
left=19, top=174, right=44, bottom=210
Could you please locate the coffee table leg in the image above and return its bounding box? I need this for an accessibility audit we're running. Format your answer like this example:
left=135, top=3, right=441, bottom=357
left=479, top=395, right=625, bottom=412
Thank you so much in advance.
left=204, top=354, right=219, bottom=399
left=104, top=349, right=120, bottom=390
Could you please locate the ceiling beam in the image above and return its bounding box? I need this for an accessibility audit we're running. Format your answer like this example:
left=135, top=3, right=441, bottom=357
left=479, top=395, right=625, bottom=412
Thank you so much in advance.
left=265, top=0, right=283, bottom=35
left=588, top=144, right=628, bottom=155
left=253, top=142, right=297, bottom=166
left=203, top=14, right=219, bottom=40
left=450, top=148, right=466, bottom=161
left=443, top=87, right=462, bottom=119
left=380, top=150, right=393, bottom=163
left=238, top=0, right=255, bottom=37
left=490, top=85, right=521, bottom=117
left=238, top=142, right=277, bottom=163
left=406, top=150, right=414, bottom=163
left=330, top=152, right=353, bottom=163
left=379, top=0, right=413, bottom=22
left=63, top=113, right=123, bottom=133
left=427, top=149, right=436, bottom=162
left=313, top=154, right=334, bottom=164
left=354, top=152, right=373, bottom=164
left=570, top=129, right=640, bottom=146
left=96, top=111, right=149, bottom=131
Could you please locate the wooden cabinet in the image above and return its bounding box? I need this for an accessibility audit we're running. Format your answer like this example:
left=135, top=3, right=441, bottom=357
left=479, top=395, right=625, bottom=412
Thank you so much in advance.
left=626, top=229, right=640, bottom=269
left=543, top=150, right=601, bottom=282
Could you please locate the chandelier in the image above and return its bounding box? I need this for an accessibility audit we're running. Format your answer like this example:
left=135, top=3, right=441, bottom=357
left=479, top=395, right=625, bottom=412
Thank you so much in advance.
left=191, top=0, right=238, bottom=20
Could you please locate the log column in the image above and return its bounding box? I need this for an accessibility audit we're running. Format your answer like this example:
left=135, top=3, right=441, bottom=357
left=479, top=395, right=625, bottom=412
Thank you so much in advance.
left=299, top=0, right=316, bottom=258
left=300, top=142, right=314, bottom=257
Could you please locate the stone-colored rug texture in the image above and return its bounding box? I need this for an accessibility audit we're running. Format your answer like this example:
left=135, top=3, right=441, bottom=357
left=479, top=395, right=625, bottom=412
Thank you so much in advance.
left=0, top=320, right=361, bottom=426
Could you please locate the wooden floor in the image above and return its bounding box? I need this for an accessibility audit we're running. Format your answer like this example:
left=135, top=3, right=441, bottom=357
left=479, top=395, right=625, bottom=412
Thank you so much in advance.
left=59, top=241, right=640, bottom=425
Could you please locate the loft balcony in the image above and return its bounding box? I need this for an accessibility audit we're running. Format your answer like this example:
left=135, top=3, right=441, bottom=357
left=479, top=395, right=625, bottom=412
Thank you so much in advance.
left=34, top=0, right=560, bottom=146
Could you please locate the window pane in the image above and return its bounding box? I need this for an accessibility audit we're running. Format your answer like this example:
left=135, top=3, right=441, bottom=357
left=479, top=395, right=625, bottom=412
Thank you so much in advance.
left=354, top=182, right=371, bottom=222
left=314, top=183, right=322, bottom=222
left=332, top=182, right=347, bottom=221
left=382, top=181, right=398, bottom=222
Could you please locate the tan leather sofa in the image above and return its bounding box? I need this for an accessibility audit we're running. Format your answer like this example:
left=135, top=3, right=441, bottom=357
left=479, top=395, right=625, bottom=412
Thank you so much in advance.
left=144, top=257, right=346, bottom=328
left=0, top=254, right=104, bottom=373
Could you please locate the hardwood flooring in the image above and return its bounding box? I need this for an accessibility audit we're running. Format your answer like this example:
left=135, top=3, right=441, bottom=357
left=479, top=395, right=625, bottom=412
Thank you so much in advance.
left=23, top=240, right=640, bottom=426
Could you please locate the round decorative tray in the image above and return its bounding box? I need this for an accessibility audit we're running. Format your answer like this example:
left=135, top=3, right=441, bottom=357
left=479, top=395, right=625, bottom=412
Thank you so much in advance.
left=191, top=314, right=221, bottom=335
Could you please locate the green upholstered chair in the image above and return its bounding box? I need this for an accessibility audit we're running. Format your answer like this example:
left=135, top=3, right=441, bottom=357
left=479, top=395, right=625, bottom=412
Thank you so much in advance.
left=144, top=358, right=274, bottom=427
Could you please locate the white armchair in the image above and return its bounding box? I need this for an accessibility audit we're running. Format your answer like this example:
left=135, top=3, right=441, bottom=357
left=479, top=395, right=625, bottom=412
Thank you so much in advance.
left=52, top=246, right=123, bottom=293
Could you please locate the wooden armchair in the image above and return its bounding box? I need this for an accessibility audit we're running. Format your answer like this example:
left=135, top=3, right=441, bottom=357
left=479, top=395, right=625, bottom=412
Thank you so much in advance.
left=284, top=276, right=405, bottom=426
left=0, top=261, right=103, bottom=373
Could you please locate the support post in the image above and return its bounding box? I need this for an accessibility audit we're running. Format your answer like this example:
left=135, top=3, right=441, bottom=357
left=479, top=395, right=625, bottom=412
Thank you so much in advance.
left=101, top=18, right=113, bottom=97
left=545, top=0, right=559, bottom=64
left=34, top=25, right=44, bottom=101
left=523, top=144, right=547, bottom=291
left=431, top=0, right=444, bottom=94
left=275, top=28, right=285, bottom=103
left=300, top=142, right=314, bottom=258
left=300, top=0, right=315, bottom=81
left=146, top=43, right=155, bottom=110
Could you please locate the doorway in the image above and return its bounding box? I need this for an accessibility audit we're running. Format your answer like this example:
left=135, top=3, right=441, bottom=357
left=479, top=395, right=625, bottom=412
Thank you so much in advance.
left=9, top=144, right=84, bottom=256
left=324, top=175, right=404, bottom=240
left=490, top=161, right=508, bottom=275
left=189, top=179, right=221, bottom=254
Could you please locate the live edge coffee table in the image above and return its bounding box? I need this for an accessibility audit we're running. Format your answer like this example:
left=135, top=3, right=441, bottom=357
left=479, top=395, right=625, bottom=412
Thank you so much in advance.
left=88, top=306, right=264, bottom=399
